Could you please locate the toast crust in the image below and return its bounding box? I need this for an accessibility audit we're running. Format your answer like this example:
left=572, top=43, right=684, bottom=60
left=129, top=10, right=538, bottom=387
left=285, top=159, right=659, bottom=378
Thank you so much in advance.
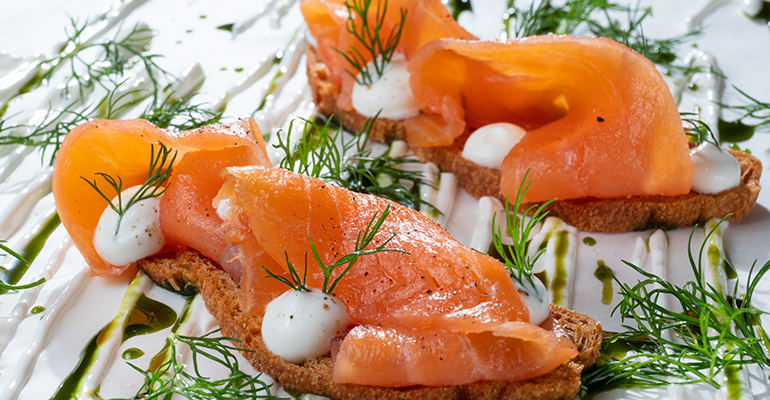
left=307, top=46, right=762, bottom=233
left=138, top=250, right=602, bottom=400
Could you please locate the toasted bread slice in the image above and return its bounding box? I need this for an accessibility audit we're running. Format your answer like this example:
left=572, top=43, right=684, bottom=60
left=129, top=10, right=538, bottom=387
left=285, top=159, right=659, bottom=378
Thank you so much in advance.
left=138, top=250, right=602, bottom=400
left=307, top=46, right=762, bottom=233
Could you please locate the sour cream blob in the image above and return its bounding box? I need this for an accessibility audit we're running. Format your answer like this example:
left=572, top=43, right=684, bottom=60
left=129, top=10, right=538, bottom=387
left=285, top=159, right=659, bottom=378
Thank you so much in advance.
left=462, top=123, right=527, bottom=170
left=93, top=186, right=165, bottom=267
left=514, top=277, right=550, bottom=326
left=690, top=142, right=741, bottom=194
left=262, top=288, right=352, bottom=364
left=351, top=53, right=421, bottom=120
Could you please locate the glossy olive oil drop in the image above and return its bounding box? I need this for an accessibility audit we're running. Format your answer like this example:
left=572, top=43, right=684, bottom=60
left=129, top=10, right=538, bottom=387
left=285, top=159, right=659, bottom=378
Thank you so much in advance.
left=582, top=237, right=596, bottom=246
left=594, top=261, right=613, bottom=305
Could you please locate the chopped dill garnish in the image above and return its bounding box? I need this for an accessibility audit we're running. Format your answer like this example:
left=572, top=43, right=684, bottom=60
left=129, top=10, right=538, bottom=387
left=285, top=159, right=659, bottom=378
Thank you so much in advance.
left=129, top=330, right=284, bottom=400
left=276, top=116, right=434, bottom=210
left=0, top=241, right=45, bottom=291
left=264, top=205, right=406, bottom=295
left=333, top=0, right=407, bottom=85
left=491, top=170, right=553, bottom=294
left=581, top=222, right=770, bottom=394
left=81, top=142, right=177, bottom=235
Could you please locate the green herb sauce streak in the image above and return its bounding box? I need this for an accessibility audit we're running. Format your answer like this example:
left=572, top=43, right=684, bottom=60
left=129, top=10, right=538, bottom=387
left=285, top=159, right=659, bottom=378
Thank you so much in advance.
left=0, top=211, right=61, bottom=294
left=551, top=230, right=569, bottom=306
left=594, top=260, right=613, bottom=305
left=50, top=293, right=177, bottom=400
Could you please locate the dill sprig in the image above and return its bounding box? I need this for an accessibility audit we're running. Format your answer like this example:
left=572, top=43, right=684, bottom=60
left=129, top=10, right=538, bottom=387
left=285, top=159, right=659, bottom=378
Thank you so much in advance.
left=140, top=93, right=223, bottom=131
left=129, top=330, right=284, bottom=400
left=0, top=241, right=45, bottom=291
left=722, top=86, right=770, bottom=129
left=81, top=142, right=177, bottom=235
left=33, top=20, right=165, bottom=102
left=491, top=170, right=553, bottom=293
left=505, top=0, right=697, bottom=67
left=581, top=223, right=770, bottom=394
left=264, top=205, right=406, bottom=295
left=681, top=112, right=720, bottom=147
left=276, top=116, right=433, bottom=210
left=333, top=0, right=407, bottom=85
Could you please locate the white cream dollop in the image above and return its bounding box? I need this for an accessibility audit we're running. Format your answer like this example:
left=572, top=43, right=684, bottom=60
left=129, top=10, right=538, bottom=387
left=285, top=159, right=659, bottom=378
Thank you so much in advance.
left=351, top=53, right=421, bottom=120
left=262, top=288, right=352, bottom=364
left=514, top=278, right=550, bottom=326
left=93, top=186, right=165, bottom=267
left=462, top=123, right=527, bottom=170
left=690, top=142, right=741, bottom=194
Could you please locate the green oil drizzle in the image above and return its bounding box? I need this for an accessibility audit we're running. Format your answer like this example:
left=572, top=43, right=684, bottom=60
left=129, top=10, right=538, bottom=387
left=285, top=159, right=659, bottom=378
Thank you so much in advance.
left=725, top=363, right=742, bottom=399
left=582, top=237, right=596, bottom=246
left=122, top=348, right=145, bottom=360
left=718, top=118, right=756, bottom=143
left=0, top=211, right=61, bottom=295
left=30, top=305, right=45, bottom=314
left=724, top=260, right=738, bottom=280
left=51, top=275, right=178, bottom=400
left=551, top=230, right=569, bottom=306
left=148, top=295, right=195, bottom=372
left=594, top=260, right=613, bottom=305
left=122, top=294, right=177, bottom=342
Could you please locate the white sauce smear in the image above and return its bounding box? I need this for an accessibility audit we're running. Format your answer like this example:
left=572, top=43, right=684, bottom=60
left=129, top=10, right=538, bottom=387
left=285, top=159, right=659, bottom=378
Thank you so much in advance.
left=262, top=288, right=352, bottom=364
left=462, top=122, right=526, bottom=170
left=93, top=186, right=165, bottom=267
left=690, top=142, right=741, bottom=194
left=351, top=53, right=421, bottom=120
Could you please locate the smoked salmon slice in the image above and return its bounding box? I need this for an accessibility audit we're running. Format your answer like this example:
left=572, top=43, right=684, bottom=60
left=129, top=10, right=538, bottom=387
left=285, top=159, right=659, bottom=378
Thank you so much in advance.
left=301, top=0, right=475, bottom=110
left=52, top=118, right=272, bottom=275
left=406, top=36, right=692, bottom=203
left=333, top=322, right=576, bottom=386
left=219, top=165, right=577, bottom=385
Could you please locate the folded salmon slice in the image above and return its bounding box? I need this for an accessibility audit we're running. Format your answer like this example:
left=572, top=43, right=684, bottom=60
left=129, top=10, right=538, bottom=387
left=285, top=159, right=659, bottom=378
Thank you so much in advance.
left=52, top=118, right=273, bottom=275
left=334, top=320, right=576, bottom=386
left=406, top=36, right=692, bottom=202
left=220, top=165, right=576, bottom=385
left=301, top=0, right=475, bottom=110
left=222, top=165, right=527, bottom=332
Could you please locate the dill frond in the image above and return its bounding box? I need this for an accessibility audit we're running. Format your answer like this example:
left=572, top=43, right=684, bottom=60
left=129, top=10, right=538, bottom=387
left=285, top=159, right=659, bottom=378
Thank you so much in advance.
left=263, top=205, right=406, bottom=295
left=491, top=170, right=553, bottom=293
left=81, top=142, right=177, bottom=235
left=504, top=0, right=697, bottom=67
left=581, top=222, right=770, bottom=394
left=276, top=116, right=434, bottom=210
left=129, top=330, right=284, bottom=400
left=722, top=86, right=770, bottom=130
left=140, top=93, right=223, bottom=131
left=333, top=0, right=407, bottom=85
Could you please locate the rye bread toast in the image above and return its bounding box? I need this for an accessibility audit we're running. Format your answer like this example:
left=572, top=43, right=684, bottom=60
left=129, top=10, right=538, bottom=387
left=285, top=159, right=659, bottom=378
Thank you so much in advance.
left=138, top=250, right=602, bottom=400
left=306, top=46, right=762, bottom=233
